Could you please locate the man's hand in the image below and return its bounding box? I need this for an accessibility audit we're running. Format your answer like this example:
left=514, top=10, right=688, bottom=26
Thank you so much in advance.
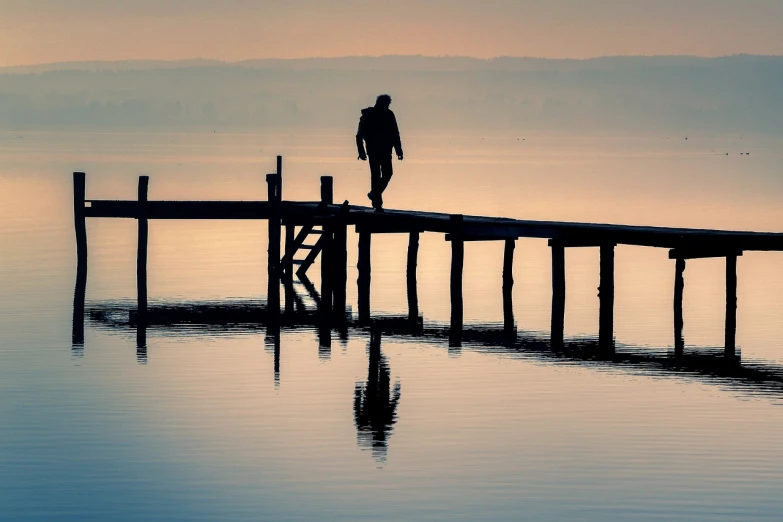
left=358, top=153, right=367, bottom=161
left=397, top=154, right=404, bottom=161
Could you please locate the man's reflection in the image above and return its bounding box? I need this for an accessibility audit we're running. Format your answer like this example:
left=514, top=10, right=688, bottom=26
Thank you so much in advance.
left=353, top=328, right=401, bottom=463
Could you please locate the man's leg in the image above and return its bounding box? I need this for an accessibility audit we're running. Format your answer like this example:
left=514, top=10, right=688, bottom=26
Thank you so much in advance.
left=376, top=155, right=394, bottom=205
left=368, top=156, right=382, bottom=208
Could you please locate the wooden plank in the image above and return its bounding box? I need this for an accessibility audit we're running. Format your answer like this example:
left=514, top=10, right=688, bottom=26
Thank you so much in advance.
left=669, top=247, right=743, bottom=260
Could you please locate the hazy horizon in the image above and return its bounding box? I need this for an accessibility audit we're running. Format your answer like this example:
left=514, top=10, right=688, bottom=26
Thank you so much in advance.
left=2, top=54, right=781, bottom=134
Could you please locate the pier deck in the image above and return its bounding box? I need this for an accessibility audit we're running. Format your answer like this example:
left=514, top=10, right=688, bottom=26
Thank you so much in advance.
left=71, top=156, right=783, bottom=359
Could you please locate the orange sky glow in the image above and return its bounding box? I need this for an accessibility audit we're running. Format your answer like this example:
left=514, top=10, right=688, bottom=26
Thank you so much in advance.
left=1, top=0, right=782, bottom=67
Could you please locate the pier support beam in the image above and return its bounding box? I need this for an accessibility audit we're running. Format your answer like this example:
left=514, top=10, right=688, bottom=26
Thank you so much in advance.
left=333, top=222, right=348, bottom=323
left=357, top=231, right=372, bottom=324
left=550, top=240, right=565, bottom=348
left=674, top=258, right=686, bottom=357
left=283, top=224, right=295, bottom=316
left=136, top=175, right=149, bottom=349
left=407, top=232, right=420, bottom=323
left=503, top=239, right=515, bottom=336
left=72, top=172, right=87, bottom=348
left=450, top=215, right=464, bottom=346
left=318, top=176, right=334, bottom=331
left=725, top=254, right=737, bottom=359
left=266, top=173, right=281, bottom=331
left=598, top=244, right=615, bottom=351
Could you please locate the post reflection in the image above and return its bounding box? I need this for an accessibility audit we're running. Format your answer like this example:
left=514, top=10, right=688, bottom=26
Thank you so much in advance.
left=353, top=327, right=401, bottom=463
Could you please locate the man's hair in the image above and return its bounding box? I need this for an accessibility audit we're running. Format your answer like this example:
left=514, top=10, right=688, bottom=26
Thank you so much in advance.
left=375, top=94, right=392, bottom=108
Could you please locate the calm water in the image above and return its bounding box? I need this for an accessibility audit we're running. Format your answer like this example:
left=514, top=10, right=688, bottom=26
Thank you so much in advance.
left=2, top=129, right=783, bottom=521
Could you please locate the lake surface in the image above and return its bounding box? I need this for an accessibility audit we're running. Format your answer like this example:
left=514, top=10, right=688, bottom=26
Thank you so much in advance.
left=2, top=129, right=783, bottom=521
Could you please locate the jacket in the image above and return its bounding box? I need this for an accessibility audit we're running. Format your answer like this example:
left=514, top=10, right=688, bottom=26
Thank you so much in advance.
left=356, top=106, right=403, bottom=157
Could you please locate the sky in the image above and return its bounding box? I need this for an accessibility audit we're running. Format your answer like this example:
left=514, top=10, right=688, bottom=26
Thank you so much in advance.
left=1, top=0, right=782, bottom=67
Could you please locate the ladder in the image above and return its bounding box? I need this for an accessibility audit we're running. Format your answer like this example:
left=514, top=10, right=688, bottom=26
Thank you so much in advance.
left=281, top=224, right=326, bottom=278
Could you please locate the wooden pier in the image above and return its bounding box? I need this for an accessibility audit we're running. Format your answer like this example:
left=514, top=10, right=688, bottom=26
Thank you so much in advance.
left=72, top=156, right=783, bottom=359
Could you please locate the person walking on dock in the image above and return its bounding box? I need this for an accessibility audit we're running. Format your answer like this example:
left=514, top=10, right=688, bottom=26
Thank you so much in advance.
left=356, top=94, right=403, bottom=212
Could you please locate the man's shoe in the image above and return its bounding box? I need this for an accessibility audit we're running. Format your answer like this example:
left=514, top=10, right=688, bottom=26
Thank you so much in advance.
left=374, top=206, right=385, bottom=213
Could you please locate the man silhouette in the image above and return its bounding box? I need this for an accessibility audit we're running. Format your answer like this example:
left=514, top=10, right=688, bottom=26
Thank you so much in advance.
left=356, top=94, right=403, bottom=211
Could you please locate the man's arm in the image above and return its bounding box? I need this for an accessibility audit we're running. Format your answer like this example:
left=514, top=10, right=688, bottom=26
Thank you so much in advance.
left=356, top=116, right=367, bottom=160
left=391, top=112, right=403, bottom=159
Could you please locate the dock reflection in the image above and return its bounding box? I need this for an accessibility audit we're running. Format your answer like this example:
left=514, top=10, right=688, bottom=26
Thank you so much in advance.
left=82, top=299, right=783, bottom=397
left=81, top=298, right=783, bottom=459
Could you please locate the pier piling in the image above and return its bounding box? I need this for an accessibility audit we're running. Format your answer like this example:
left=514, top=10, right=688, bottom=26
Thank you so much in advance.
left=407, top=232, right=420, bottom=323
left=450, top=215, right=464, bottom=346
left=72, top=172, right=87, bottom=347
left=550, top=240, right=566, bottom=348
left=598, top=244, right=615, bottom=350
left=266, top=173, right=282, bottom=330
left=725, top=254, right=737, bottom=359
left=674, top=258, right=686, bottom=357
left=358, top=232, right=372, bottom=324
left=503, top=239, right=515, bottom=336
left=136, top=175, right=149, bottom=348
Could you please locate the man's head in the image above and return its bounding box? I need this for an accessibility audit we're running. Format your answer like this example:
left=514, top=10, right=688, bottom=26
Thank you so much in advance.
left=375, top=94, right=392, bottom=109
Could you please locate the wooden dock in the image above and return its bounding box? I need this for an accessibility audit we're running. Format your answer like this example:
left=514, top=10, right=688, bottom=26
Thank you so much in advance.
left=72, top=156, right=783, bottom=359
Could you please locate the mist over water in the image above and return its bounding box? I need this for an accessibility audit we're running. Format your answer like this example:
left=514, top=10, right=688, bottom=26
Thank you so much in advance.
left=3, top=128, right=783, bottom=521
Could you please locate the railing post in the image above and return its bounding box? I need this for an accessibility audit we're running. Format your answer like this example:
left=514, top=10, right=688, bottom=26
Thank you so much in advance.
left=320, top=176, right=333, bottom=206
left=450, top=215, right=464, bottom=347
left=136, top=176, right=149, bottom=349
left=72, top=172, right=87, bottom=348
left=266, top=173, right=281, bottom=330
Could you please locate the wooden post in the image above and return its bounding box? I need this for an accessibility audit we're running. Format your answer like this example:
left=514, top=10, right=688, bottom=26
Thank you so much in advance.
left=320, top=175, right=333, bottom=206
left=136, top=176, right=149, bottom=349
left=73, top=172, right=87, bottom=268
left=550, top=240, right=565, bottom=348
left=266, top=173, right=281, bottom=330
left=725, top=254, right=737, bottom=359
left=318, top=176, right=334, bottom=325
left=333, top=221, right=348, bottom=323
left=283, top=224, right=295, bottom=316
left=450, top=215, right=464, bottom=346
left=503, top=238, right=515, bottom=335
left=674, top=258, right=686, bottom=357
left=276, top=155, right=283, bottom=200
left=407, top=232, right=420, bottom=323
left=72, top=172, right=87, bottom=347
left=598, top=244, right=615, bottom=350
left=357, top=231, right=372, bottom=324
left=320, top=227, right=333, bottom=322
